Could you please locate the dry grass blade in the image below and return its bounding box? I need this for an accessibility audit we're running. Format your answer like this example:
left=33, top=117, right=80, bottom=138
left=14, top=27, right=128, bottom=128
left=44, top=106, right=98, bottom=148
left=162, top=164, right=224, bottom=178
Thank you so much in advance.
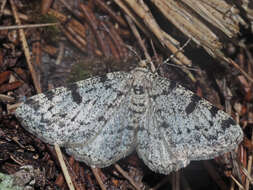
left=0, top=23, right=58, bottom=30
left=54, top=144, right=75, bottom=190
left=9, top=0, right=42, bottom=93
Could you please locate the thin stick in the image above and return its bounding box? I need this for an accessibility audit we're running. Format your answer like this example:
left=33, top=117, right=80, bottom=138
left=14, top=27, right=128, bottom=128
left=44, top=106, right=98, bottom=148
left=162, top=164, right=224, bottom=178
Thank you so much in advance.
left=0, top=94, right=15, bottom=102
left=230, top=174, right=245, bottom=190
left=0, top=23, right=58, bottom=30
left=54, top=144, right=75, bottom=190
left=91, top=168, right=107, bottom=190
left=9, top=0, right=42, bottom=93
left=3, top=8, right=28, bottom=20
left=241, top=165, right=253, bottom=185
left=226, top=58, right=253, bottom=84
left=161, top=62, right=200, bottom=71
left=124, top=14, right=155, bottom=72
left=114, top=164, right=142, bottom=190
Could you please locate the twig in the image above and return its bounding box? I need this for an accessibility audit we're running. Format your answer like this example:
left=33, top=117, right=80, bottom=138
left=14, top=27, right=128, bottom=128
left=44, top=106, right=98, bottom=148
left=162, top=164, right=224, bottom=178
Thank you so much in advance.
left=0, top=0, right=7, bottom=17
left=104, top=20, right=128, bottom=59
left=230, top=179, right=235, bottom=190
left=59, top=0, right=82, bottom=18
left=99, top=20, right=121, bottom=59
left=54, top=144, right=75, bottom=190
left=9, top=0, right=42, bottom=93
left=230, top=174, right=245, bottom=190
left=161, top=62, right=200, bottom=71
left=114, top=164, right=142, bottom=190
left=241, top=165, right=253, bottom=185
left=41, top=0, right=54, bottom=14
left=114, top=0, right=161, bottom=45
left=80, top=3, right=109, bottom=57
left=3, top=8, right=28, bottom=20
left=115, top=0, right=192, bottom=66
left=66, top=157, right=86, bottom=190
left=0, top=94, right=15, bottom=102
left=32, top=35, right=42, bottom=92
left=0, top=23, right=58, bottom=30
left=59, top=25, right=89, bottom=54
left=94, top=0, right=127, bottom=27
left=65, top=23, right=87, bottom=45
left=124, top=14, right=155, bottom=72
left=226, top=58, right=253, bottom=84
left=91, top=168, right=107, bottom=190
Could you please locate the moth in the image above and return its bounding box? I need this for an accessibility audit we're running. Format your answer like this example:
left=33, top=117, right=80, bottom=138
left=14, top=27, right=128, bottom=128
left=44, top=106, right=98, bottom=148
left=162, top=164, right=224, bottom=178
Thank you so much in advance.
left=15, top=67, right=243, bottom=174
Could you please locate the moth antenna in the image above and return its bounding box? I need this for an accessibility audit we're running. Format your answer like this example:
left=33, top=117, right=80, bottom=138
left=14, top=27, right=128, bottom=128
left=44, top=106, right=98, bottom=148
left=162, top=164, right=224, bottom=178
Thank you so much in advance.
left=123, top=44, right=142, bottom=61
left=163, top=38, right=192, bottom=65
left=156, top=38, right=192, bottom=73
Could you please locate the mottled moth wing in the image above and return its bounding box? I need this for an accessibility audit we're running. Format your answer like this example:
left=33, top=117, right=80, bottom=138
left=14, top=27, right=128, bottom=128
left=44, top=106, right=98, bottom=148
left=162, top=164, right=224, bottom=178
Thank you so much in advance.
left=137, top=75, right=243, bottom=174
left=15, top=71, right=135, bottom=151
left=65, top=92, right=137, bottom=167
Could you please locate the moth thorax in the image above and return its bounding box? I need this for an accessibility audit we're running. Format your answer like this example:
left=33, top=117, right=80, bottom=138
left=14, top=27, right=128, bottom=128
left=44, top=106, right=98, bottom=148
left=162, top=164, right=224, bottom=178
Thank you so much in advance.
left=131, top=78, right=151, bottom=96
left=129, top=96, right=148, bottom=114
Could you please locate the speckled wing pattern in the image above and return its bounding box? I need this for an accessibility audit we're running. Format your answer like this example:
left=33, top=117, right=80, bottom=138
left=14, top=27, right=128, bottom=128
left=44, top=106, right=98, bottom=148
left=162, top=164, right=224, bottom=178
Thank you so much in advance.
left=136, top=75, right=243, bottom=174
left=15, top=71, right=137, bottom=168
left=15, top=67, right=243, bottom=174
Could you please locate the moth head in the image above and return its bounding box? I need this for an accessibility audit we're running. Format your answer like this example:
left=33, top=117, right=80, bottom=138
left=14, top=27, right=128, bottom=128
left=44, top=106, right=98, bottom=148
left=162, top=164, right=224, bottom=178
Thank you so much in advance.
left=131, top=67, right=152, bottom=95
